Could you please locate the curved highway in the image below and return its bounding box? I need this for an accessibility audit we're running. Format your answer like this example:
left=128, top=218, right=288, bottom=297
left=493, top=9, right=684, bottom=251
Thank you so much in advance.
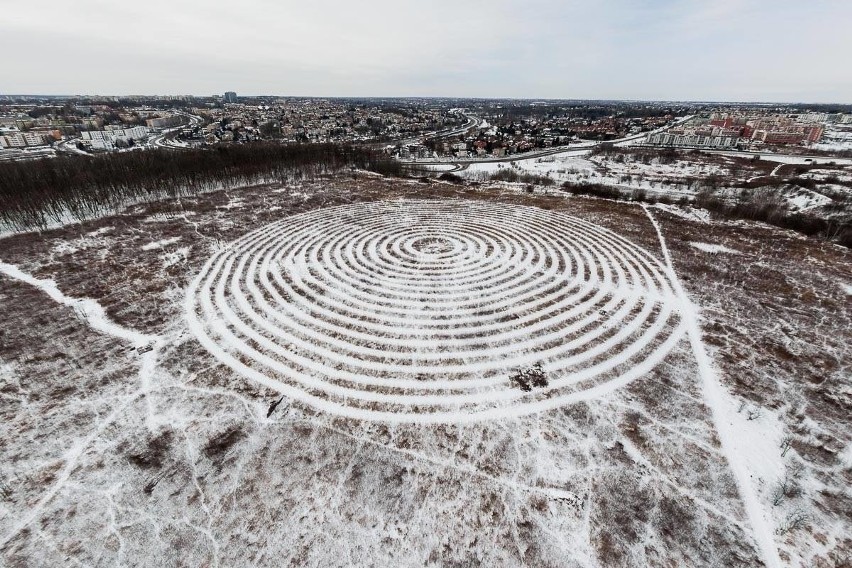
left=148, top=110, right=203, bottom=150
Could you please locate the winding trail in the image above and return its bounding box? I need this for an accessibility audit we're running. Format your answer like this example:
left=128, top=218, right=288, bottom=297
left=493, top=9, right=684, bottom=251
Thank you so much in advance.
left=640, top=205, right=781, bottom=568
left=0, top=262, right=162, bottom=550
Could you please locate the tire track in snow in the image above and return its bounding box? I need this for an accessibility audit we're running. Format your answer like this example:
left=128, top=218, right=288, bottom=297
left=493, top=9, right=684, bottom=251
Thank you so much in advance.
left=641, top=205, right=781, bottom=568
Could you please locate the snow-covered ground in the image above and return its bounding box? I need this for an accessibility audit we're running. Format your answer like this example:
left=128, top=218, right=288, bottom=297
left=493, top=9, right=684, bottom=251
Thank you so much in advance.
left=462, top=150, right=713, bottom=199
left=786, top=189, right=832, bottom=212
left=690, top=242, right=740, bottom=254
left=463, top=152, right=595, bottom=182
left=812, top=126, right=852, bottom=152
left=141, top=236, right=182, bottom=251
left=456, top=148, right=852, bottom=220
left=0, top=178, right=849, bottom=566
left=706, top=151, right=852, bottom=166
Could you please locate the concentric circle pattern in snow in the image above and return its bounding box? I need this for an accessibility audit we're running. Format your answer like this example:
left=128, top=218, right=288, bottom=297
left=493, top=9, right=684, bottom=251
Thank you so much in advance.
left=186, top=199, right=688, bottom=423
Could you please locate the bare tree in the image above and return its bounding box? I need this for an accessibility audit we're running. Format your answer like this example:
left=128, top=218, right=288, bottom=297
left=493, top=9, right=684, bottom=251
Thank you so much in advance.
left=776, top=508, right=810, bottom=535
left=771, top=463, right=804, bottom=506
left=780, top=436, right=793, bottom=457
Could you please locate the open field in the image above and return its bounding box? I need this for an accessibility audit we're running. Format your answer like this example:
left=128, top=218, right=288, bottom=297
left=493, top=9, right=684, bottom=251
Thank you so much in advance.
left=0, top=175, right=850, bottom=566
left=461, top=148, right=852, bottom=223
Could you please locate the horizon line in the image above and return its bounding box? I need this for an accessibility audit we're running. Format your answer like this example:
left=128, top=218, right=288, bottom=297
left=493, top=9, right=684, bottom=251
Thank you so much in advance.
left=1, top=94, right=851, bottom=106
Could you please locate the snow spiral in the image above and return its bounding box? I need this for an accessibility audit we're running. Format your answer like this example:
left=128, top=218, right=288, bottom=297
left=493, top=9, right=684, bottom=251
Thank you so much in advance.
left=186, top=199, right=687, bottom=423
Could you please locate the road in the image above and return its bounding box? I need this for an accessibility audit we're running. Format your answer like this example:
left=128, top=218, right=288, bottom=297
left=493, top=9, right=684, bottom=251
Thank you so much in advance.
left=54, top=137, right=90, bottom=157
left=147, top=110, right=204, bottom=150
left=374, top=111, right=480, bottom=151
left=694, top=148, right=852, bottom=166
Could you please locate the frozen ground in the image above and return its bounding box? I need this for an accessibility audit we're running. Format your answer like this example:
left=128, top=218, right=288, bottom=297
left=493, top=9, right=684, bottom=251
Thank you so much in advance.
left=460, top=148, right=852, bottom=218
left=812, top=126, right=852, bottom=153
left=0, top=176, right=849, bottom=566
left=462, top=149, right=719, bottom=194
left=689, top=242, right=740, bottom=255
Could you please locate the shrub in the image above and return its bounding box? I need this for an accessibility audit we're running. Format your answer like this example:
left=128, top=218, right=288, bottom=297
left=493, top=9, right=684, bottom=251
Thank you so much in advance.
left=560, top=182, right=623, bottom=200
left=489, top=169, right=554, bottom=186
left=437, top=172, right=464, bottom=184
left=509, top=363, right=548, bottom=392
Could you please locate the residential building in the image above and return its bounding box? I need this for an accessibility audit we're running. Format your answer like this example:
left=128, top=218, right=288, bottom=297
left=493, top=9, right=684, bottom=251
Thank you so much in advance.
left=0, top=132, right=46, bottom=148
left=81, top=126, right=148, bottom=149
left=22, top=132, right=47, bottom=146
left=646, top=132, right=737, bottom=148
left=0, top=134, right=27, bottom=148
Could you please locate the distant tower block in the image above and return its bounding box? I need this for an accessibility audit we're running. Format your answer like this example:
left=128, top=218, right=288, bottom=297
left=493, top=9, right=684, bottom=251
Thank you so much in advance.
left=224, top=91, right=237, bottom=103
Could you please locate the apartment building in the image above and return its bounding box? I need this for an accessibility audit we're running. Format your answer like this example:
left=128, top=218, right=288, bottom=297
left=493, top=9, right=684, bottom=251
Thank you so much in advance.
left=645, top=131, right=737, bottom=148
left=81, top=126, right=149, bottom=149
left=0, top=132, right=47, bottom=148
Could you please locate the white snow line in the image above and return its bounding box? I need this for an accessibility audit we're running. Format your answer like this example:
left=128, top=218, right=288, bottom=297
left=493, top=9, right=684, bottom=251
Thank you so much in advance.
left=0, top=262, right=164, bottom=548
left=0, top=261, right=155, bottom=347
left=641, top=204, right=781, bottom=568
left=314, top=418, right=584, bottom=502
left=186, top=199, right=688, bottom=422
left=0, top=389, right=147, bottom=551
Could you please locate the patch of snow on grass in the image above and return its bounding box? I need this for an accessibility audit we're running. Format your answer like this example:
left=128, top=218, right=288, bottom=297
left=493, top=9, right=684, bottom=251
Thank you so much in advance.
left=86, top=226, right=114, bottom=237
left=787, top=190, right=832, bottom=211
left=690, top=242, right=740, bottom=255
left=725, top=403, right=787, bottom=491
left=51, top=234, right=114, bottom=256
left=0, top=262, right=154, bottom=347
left=162, top=246, right=191, bottom=268
left=141, top=236, right=182, bottom=251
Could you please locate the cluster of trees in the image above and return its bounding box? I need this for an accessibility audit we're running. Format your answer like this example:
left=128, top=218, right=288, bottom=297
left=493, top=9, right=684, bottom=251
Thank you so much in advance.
left=591, top=144, right=681, bottom=165
left=487, top=103, right=683, bottom=122
left=561, top=182, right=627, bottom=201
left=694, top=190, right=852, bottom=248
left=0, top=143, right=400, bottom=230
left=489, top=169, right=555, bottom=186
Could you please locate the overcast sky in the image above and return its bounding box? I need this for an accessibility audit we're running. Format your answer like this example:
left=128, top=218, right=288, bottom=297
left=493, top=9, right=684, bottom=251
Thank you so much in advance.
left=2, top=0, right=850, bottom=102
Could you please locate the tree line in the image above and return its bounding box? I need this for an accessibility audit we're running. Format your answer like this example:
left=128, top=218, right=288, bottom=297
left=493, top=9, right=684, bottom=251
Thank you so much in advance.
left=0, top=143, right=401, bottom=231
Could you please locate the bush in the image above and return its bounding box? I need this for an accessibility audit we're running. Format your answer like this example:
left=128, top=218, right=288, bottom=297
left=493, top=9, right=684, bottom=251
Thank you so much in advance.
left=561, top=182, right=623, bottom=200
left=563, top=180, right=852, bottom=249
left=489, top=169, right=554, bottom=186
left=438, top=172, right=464, bottom=184
left=789, top=177, right=817, bottom=190
left=509, top=363, right=548, bottom=392
left=695, top=189, right=851, bottom=247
